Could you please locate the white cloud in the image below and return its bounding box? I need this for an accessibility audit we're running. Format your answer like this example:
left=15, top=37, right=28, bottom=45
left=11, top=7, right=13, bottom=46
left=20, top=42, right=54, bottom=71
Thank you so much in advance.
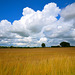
left=22, top=7, right=35, bottom=16
left=20, top=3, right=60, bottom=34
left=37, top=37, right=47, bottom=43
left=43, top=17, right=74, bottom=38
left=13, top=43, right=26, bottom=46
left=60, top=3, right=75, bottom=21
left=0, top=20, right=12, bottom=38
left=42, top=3, right=60, bottom=17
left=60, top=3, right=75, bottom=38
left=0, top=3, right=75, bottom=47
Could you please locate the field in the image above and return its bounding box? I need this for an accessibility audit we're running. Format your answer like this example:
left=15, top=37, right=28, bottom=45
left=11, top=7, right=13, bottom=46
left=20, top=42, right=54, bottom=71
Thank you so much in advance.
left=0, top=47, right=75, bottom=75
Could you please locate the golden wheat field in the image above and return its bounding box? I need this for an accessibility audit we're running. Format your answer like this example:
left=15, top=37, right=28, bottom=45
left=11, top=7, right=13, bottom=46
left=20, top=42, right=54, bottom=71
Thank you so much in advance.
left=0, top=47, right=75, bottom=75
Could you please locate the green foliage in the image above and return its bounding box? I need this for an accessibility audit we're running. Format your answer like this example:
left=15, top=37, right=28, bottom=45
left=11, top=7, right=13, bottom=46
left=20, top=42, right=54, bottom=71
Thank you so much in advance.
left=10, top=46, right=13, bottom=48
left=60, top=41, right=70, bottom=47
left=41, top=43, right=46, bottom=47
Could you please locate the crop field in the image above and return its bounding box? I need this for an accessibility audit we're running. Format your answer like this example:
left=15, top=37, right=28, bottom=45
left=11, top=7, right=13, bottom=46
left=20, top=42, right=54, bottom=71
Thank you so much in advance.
left=0, top=47, right=75, bottom=75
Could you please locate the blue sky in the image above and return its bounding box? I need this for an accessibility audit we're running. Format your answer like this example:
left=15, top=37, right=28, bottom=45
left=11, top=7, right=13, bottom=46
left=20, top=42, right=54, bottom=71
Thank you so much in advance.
left=0, top=0, right=75, bottom=23
left=0, top=0, right=75, bottom=47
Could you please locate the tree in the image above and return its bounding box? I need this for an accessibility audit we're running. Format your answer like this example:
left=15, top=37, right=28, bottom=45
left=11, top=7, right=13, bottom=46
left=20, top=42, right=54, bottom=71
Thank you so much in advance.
left=60, top=41, right=70, bottom=47
left=41, top=43, right=46, bottom=47
left=10, top=46, right=14, bottom=48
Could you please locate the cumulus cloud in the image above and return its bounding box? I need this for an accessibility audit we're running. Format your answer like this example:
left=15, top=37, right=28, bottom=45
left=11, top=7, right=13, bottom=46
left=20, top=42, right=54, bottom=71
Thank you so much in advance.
left=0, top=20, right=11, bottom=38
left=60, top=3, right=75, bottom=41
left=22, top=7, right=35, bottom=16
left=37, top=37, right=47, bottom=44
left=0, top=2, right=75, bottom=47
left=60, top=3, right=75, bottom=21
left=43, top=3, right=75, bottom=46
left=42, top=3, right=60, bottom=17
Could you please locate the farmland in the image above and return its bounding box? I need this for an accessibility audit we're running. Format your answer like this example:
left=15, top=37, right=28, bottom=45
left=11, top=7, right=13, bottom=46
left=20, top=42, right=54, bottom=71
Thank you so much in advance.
left=0, top=47, right=75, bottom=75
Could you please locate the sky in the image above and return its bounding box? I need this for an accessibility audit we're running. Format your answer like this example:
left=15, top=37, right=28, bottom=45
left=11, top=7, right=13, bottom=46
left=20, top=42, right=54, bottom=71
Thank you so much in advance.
left=0, top=0, right=75, bottom=22
left=0, top=0, right=75, bottom=47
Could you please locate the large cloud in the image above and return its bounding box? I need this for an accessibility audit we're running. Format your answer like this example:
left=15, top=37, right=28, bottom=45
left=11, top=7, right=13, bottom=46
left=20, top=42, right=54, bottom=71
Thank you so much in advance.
left=0, top=2, right=75, bottom=47
left=43, top=3, right=75, bottom=46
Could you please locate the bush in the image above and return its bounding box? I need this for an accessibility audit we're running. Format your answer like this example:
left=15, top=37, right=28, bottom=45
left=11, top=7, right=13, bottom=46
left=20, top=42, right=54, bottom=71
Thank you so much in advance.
left=51, top=45, right=60, bottom=48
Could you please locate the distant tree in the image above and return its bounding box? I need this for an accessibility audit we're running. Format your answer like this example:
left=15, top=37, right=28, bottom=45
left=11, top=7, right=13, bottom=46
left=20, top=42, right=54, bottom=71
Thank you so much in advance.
left=10, top=46, right=14, bottom=48
left=60, top=41, right=70, bottom=47
left=51, top=45, right=60, bottom=48
left=41, top=43, right=46, bottom=47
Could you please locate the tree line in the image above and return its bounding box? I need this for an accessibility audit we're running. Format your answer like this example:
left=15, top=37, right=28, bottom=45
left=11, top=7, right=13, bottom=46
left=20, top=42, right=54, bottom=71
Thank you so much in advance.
left=0, top=41, right=74, bottom=48
left=41, top=41, right=72, bottom=48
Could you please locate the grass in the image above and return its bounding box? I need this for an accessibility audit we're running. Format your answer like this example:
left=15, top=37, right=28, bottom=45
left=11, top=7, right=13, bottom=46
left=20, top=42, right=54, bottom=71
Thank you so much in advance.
left=0, top=47, right=75, bottom=75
